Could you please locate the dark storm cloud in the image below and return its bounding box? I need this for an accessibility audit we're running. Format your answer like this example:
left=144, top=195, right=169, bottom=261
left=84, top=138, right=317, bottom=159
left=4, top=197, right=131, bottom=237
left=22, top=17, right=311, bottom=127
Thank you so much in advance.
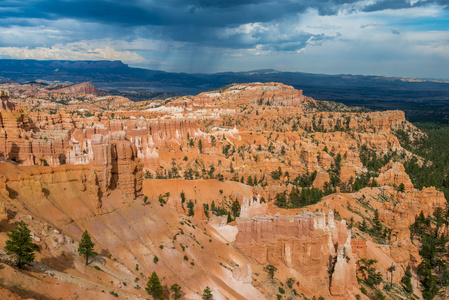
left=3, top=0, right=307, bottom=27
left=0, top=0, right=446, bottom=51
left=365, top=0, right=449, bottom=12
left=3, top=0, right=448, bottom=26
left=1, top=0, right=411, bottom=28
left=160, top=23, right=335, bottom=52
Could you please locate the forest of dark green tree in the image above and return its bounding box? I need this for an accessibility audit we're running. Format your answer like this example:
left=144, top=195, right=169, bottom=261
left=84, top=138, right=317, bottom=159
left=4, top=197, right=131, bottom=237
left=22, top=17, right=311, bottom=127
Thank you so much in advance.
left=400, top=123, right=449, bottom=201
left=400, top=122, right=449, bottom=299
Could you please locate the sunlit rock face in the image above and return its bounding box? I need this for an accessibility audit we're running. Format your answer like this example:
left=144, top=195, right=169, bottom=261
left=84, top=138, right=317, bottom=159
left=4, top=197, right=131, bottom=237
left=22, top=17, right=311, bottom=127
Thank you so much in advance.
left=235, top=210, right=358, bottom=296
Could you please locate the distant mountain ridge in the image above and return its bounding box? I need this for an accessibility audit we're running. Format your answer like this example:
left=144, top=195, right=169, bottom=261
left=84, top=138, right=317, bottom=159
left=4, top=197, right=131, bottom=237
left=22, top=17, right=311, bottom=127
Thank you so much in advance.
left=0, top=59, right=129, bottom=71
left=1, top=59, right=447, bottom=92
left=1, top=59, right=449, bottom=122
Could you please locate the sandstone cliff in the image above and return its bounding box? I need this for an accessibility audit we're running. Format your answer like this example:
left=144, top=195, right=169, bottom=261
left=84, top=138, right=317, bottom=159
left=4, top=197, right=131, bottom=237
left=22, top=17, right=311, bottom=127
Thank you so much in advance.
left=235, top=210, right=358, bottom=297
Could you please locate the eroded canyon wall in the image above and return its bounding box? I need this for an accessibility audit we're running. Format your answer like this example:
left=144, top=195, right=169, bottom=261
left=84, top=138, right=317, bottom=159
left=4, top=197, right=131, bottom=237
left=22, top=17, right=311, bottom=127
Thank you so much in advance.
left=235, top=211, right=358, bottom=296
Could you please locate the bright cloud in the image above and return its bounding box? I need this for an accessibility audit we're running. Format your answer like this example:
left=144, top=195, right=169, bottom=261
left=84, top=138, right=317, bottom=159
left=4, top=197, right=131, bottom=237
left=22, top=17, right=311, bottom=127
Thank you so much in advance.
left=0, top=42, right=147, bottom=63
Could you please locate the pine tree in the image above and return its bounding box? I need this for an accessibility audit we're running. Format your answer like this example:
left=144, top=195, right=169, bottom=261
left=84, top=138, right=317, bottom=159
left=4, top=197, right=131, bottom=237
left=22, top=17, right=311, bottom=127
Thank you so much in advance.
left=246, top=176, right=253, bottom=186
left=187, top=200, right=195, bottom=217
left=226, top=212, right=233, bottom=223
left=78, top=230, right=97, bottom=266
left=372, top=209, right=384, bottom=236
left=433, top=207, right=443, bottom=238
left=146, top=271, right=163, bottom=300
left=170, top=283, right=182, bottom=299
left=387, top=263, right=396, bottom=287
left=360, top=219, right=367, bottom=232
left=264, top=264, right=277, bottom=279
left=198, top=139, right=203, bottom=154
left=203, top=203, right=209, bottom=219
left=401, top=265, right=413, bottom=293
left=231, top=199, right=241, bottom=219
left=180, top=191, right=186, bottom=204
left=5, top=221, right=40, bottom=269
left=358, top=258, right=383, bottom=288
left=202, top=286, right=213, bottom=300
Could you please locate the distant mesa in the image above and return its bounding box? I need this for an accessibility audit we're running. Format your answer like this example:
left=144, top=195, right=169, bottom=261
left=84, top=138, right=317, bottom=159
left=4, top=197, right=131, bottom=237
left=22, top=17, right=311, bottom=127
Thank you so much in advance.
left=0, top=59, right=129, bottom=70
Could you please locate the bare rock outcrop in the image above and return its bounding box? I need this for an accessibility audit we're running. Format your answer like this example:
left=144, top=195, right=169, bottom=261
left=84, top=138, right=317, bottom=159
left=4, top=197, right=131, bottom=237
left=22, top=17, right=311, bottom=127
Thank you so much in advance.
left=0, top=89, right=15, bottom=111
left=232, top=264, right=252, bottom=284
left=51, top=82, right=101, bottom=96
left=0, top=200, right=7, bottom=222
left=235, top=210, right=358, bottom=295
left=240, top=194, right=268, bottom=218
left=197, top=82, right=317, bottom=109
left=380, top=186, right=446, bottom=240
left=376, top=161, right=414, bottom=190
left=330, top=234, right=357, bottom=296
left=313, top=171, right=330, bottom=189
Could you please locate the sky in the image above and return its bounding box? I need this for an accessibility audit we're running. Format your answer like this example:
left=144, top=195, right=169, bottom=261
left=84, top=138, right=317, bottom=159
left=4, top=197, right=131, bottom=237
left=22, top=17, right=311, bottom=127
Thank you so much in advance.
left=0, top=0, right=448, bottom=79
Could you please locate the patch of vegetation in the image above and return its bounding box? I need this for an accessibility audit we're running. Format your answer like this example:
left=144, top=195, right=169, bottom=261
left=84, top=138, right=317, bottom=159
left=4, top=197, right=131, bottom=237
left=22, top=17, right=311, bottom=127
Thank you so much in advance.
left=109, top=291, right=118, bottom=297
left=202, top=286, right=213, bottom=300
left=264, top=264, right=277, bottom=279
left=398, top=123, right=449, bottom=200
left=410, top=208, right=449, bottom=299
left=5, top=221, right=40, bottom=269
left=289, top=171, right=317, bottom=187
left=358, top=209, right=391, bottom=244
left=187, top=200, right=195, bottom=217
left=146, top=271, right=163, bottom=299
left=401, top=265, right=413, bottom=294
left=358, top=258, right=383, bottom=288
left=275, top=187, right=324, bottom=209
left=359, top=145, right=393, bottom=173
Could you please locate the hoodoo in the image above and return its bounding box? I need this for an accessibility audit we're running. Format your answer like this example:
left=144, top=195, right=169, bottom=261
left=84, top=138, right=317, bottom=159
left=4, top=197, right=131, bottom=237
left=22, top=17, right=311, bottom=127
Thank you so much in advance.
left=0, top=81, right=446, bottom=299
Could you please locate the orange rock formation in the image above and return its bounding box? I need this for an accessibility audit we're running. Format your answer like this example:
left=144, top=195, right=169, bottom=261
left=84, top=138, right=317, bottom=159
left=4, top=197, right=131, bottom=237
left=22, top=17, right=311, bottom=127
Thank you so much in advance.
left=0, top=82, right=445, bottom=299
left=236, top=210, right=358, bottom=296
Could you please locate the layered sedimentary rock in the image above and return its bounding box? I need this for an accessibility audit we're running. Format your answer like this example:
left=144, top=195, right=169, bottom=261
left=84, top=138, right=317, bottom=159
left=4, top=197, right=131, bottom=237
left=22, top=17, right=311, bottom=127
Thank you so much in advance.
left=51, top=82, right=101, bottom=95
left=109, top=133, right=143, bottom=197
left=380, top=186, right=446, bottom=240
left=376, top=161, right=414, bottom=190
left=0, top=109, right=142, bottom=198
left=197, top=82, right=317, bottom=109
left=298, top=110, right=410, bottom=134
left=0, top=146, right=141, bottom=220
left=301, top=147, right=319, bottom=172
left=313, top=171, right=331, bottom=189
left=0, top=90, right=34, bottom=164
left=240, top=194, right=268, bottom=218
left=235, top=210, right=358, bottom=295
left=0, top=87, right=196, bottom=171
left=330, top=235, right=357, bottom=296
left=0, top=162, right=105, bottom=224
